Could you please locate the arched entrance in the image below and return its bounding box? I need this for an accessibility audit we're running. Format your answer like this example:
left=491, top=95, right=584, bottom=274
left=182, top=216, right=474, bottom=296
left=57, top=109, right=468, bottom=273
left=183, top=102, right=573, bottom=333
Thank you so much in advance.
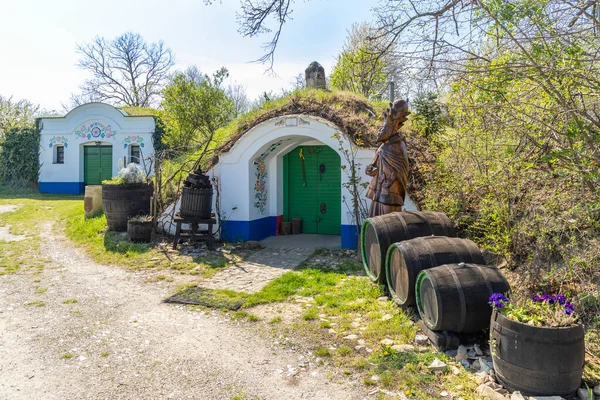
left=283, top=145, right=341, bottom=235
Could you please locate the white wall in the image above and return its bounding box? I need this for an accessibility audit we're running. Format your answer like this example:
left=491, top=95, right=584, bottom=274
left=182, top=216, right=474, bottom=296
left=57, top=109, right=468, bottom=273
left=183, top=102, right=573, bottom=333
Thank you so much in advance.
left=39, top=103, right=155, bottom=188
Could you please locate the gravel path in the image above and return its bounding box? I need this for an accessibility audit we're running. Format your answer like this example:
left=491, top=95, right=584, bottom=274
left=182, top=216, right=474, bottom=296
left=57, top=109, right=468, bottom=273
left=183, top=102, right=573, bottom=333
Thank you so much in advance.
left=0, top=223, right=362, bottom=400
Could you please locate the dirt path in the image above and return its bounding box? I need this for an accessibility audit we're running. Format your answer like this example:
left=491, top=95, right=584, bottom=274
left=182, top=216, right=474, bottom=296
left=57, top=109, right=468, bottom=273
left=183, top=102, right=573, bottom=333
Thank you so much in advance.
left=0, top=223, right=363, bottom=400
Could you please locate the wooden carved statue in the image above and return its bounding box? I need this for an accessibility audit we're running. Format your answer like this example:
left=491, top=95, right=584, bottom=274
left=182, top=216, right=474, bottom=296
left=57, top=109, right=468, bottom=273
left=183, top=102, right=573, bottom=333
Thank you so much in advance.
left=366, top=99, right=410, bottom=217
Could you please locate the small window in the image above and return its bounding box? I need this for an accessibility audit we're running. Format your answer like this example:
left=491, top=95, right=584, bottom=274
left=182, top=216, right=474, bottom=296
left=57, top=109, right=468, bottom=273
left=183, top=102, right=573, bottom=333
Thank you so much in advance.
left=130, top=145, right=140, bottom=164
left=54, top=146, right=64, bottom=164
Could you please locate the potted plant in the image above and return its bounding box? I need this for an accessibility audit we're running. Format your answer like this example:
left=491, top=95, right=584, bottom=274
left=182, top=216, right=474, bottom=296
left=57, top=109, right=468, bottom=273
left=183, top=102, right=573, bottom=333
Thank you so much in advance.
left=489, top=292, right=585, bottom=397
left=102, top=163, right=154, bottom=231
left=127, top=215, right=153, bottom=243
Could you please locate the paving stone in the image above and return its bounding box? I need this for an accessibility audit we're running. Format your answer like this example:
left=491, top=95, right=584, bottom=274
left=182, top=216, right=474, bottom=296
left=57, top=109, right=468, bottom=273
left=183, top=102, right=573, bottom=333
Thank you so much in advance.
left=202, top=247, right=313, bottom=293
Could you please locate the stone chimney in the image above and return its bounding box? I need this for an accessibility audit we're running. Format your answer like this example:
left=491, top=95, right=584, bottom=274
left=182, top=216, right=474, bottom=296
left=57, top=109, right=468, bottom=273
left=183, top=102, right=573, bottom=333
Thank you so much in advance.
left=305, top=61, right=326, bottom=89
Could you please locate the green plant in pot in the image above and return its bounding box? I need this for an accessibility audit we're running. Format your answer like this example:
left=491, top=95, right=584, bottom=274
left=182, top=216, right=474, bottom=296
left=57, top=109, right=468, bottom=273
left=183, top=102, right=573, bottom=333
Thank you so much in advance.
left=127, top=214, right=153, bottom=243
left=102, top=163, right=154, bottom=231
left=489, top=292, right=584, bottom=397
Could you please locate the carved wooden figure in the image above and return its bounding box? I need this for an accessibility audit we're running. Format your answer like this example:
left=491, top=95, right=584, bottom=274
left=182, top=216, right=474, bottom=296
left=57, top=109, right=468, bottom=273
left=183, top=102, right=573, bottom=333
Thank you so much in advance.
left=366, top=99, right=410, bottom=217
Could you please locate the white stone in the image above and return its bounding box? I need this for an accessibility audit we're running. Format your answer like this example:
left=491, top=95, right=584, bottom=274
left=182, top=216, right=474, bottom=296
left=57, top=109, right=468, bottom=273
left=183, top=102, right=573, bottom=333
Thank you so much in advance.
left=474, top=343, right=484, bottom=356
left=357, top=339, right=366, bottom=346
left=391, top=344, right=415, bottom=353
left=427, top=358, right=447, bottom=372
left=510, top=392, right=525, bottom=400
left=343, top=334, right=358, bottom=340
left=475, top=384, right=506, bottom=400
left=378, top=296, right=389, bottom=302
left=380, top=338, right=394, bottom=346
left=381, top=314, right=393, bottom=321
left=415, top=335, right=429, bottom=345
left=456, top=345, right=469, bottom=361
left=451, top=366, right=460, bottom=375
left=440, top=391, right=448, bottom=397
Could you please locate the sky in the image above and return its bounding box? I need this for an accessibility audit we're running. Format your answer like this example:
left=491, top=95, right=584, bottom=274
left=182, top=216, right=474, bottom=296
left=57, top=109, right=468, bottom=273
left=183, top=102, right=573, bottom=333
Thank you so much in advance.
left=0, top=0, right=377, bottom=112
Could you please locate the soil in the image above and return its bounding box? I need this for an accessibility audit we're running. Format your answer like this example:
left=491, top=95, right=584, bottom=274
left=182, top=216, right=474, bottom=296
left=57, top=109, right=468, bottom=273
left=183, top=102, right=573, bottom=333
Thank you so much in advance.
left=0, top=223, right=364, bottom=400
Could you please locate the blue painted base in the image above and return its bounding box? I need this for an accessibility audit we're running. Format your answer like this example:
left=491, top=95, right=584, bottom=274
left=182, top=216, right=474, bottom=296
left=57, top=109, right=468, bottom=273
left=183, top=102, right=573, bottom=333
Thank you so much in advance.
left=221, top=218, right=358, bottom=250
left=39, top=182, right=84, bottom=195
left=341, top=224, right=358, bottom=249
left=221, top=216, right=278, bottom=243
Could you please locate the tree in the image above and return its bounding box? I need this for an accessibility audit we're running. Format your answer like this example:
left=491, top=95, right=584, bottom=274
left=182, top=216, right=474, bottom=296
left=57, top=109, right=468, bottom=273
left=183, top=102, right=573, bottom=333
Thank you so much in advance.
left=0, top=96, right=39, bottom=140
left=161, top=66, right=235, bottom=156
left=76, top=32, right=175, bottom=107
left=225, top=83, right=251, bottom=118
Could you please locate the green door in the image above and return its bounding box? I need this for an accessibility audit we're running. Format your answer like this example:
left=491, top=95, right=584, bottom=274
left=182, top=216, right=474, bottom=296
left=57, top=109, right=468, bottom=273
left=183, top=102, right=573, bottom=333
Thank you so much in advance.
left=284, top=146, right=341, bottom=235
left=84, top=146, right=113, bottom=185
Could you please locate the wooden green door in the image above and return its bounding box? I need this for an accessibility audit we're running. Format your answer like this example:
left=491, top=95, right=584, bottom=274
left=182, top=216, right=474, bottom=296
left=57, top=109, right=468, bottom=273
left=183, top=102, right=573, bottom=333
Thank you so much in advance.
left=284, top=146, right=341, bottom=235
left=84, top=146, right=113, bottom=185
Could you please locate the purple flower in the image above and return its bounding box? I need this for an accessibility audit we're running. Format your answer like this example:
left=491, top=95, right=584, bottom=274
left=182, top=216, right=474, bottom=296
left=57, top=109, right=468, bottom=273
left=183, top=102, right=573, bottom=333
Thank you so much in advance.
left=532, top=295, right=542, bottom=302
left=555, top=294, right=566, bottom=305
left=488, top=293, right=509, bottom=309
left=564, top=302, right=574, bottom=315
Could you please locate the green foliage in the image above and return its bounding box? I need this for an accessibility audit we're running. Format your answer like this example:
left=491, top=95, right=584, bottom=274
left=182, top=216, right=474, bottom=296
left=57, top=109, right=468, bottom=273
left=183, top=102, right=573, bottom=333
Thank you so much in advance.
left=411, top=92, right=445, bottom=138
left=0, top=127, right=40, bottom=186
left=330, top=46, right=388, bottom=99
left=0, top=96, right=39, bottom=140
left=161, top=67, right=235, bottom=153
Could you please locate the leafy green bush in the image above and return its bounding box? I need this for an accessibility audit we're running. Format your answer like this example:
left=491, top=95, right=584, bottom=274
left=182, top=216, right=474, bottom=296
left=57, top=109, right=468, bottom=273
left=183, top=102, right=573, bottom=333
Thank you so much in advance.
left=0, top=127, right=40, bottom=186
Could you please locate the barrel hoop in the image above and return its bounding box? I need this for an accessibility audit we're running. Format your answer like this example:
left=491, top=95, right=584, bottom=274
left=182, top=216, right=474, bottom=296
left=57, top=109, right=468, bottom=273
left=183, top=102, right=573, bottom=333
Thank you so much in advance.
left=421, top=212, right=434, bottom=235
left=491, top=320, right=586, bottom=347
left=420, top=237, right=439, bottom=272
left=446, top=264, right=467, bottom=332
left=493, top=355, right=583, bottom=380
left=395, top=213, right=410, bottom=242
left=461, top=238, right=477, bottom=262
left=442, top=213, right=454, bottom=237
left=360, top=219, right=380, bottom=280
left=472, top=264, right=494, bottom=295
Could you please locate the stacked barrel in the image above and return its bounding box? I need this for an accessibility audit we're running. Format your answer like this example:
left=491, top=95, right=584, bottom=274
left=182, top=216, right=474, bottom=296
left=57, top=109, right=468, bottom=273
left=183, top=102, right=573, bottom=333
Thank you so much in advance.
left=360, top=211, right=510, bottom=333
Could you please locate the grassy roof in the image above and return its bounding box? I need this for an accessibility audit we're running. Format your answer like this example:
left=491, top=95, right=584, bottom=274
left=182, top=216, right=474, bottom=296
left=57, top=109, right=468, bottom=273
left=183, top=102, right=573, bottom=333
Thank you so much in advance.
left=119, top=106, right=161, bottom=117
left=216, top=89, right=388, bottom=152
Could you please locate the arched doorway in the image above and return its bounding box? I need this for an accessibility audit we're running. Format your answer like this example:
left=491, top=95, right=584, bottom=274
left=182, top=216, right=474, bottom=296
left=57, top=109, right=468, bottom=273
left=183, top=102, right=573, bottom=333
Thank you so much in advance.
left=283, top=145, right=341, bottom=235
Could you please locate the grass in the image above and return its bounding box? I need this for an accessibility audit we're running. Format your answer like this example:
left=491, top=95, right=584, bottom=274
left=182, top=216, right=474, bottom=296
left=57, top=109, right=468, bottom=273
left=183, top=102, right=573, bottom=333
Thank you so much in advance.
left=25, top=300, right=45, bottom=307
left=172, top=248, right=480, bottom=399
left=61, top=353, right=74, bottom=359
left=64, top=211, right=229, bottom=274
left=0, top=186, right=232, bottom=278
left=62, top=299, right=78, bottom=304
left=35, top=287, right=47, bottom=294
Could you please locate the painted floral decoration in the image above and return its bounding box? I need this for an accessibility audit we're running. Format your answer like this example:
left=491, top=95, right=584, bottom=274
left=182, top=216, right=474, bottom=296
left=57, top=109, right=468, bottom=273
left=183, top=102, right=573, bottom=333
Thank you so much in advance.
left=123, top=135, right=144, bottom=149
left=489, top=292, right=577, bottom=327
left=49, top=136, right=68, bottom=148
left=253, top=141, right=283, bottom=214
left=74, top=122, right=116, bottom=140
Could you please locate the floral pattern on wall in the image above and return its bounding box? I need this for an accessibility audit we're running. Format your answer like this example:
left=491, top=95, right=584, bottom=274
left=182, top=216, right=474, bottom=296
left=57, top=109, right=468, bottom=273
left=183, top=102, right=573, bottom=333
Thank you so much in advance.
left=49, top=136, right=68, bottom=148
left=122, top=135, right=144, bottom=149
left=253, top=141, right=284, bottom=214
left=74, top=122, right=116, bottom=140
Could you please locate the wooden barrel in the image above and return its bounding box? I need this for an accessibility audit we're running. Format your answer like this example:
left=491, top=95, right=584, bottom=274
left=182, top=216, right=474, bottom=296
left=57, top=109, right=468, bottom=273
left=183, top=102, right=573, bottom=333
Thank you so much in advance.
left=415, top=263, right=510, bottom=332
left=102, top=183, right=153, bottom=231
left=281, top=222, right=291, bottom=235
left=180, top=187, right=213, bottom=219
left=127, top=220, right=153, bottom=243
left=490, top=310, right=584, bottom=396
left=360, top=212, right=455, bottom=284
left=385, top=236, right=485, bottom=306
left=84, top=185, right=103, bottom=219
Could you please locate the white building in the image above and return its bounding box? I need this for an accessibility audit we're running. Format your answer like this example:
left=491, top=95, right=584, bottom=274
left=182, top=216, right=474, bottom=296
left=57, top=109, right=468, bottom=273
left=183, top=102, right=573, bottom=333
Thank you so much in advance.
left=38, top=103, right=156, bottom=194
left=205, top=114, right=415, bottom=249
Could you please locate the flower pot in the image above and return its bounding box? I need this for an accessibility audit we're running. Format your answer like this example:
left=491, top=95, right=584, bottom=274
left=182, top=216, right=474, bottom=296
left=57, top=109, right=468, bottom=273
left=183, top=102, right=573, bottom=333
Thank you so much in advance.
left=102, top=183, right=153, bottom=231
left=127, top=220, right=153, bottom=243
left=180, top=186, right=213, bottom=219
left=490, top=310, right=585, bottom=397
